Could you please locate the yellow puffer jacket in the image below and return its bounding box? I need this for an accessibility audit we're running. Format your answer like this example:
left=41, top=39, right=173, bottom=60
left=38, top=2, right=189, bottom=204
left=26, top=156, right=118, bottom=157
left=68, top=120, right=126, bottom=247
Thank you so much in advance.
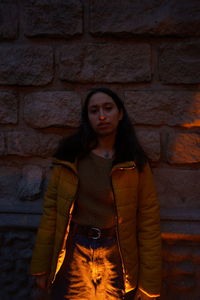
left=30, top=157, right=162, bottom=297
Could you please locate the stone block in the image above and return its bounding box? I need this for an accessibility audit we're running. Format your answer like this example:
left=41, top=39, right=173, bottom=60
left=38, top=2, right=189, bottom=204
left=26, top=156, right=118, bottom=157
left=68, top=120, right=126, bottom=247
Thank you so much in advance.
left=161, top=220, right=200, bottom=236
left=176, top=260, right=195, bottom=275
left=124, top=90, right=200, bottom=127
left=4, top=231, right=32, bottom=245
left=159, top=41, right=200, bottom=84
left=59, top=43, right=151, bottom=83
left=165, top=130, right=200, bottom=164
left=0, top=213, right=41, bottom=228
left=162, top=243, right=191, bottom=263
left=6, top=131, right=61, bottom=157
left=24, top=0, right=82, bottom=38
left=18, top=165, right=43, bottom=201
left=0, top=3, right=18, bottom=39
left=24, top=91, right=81, bottom=128
left=163, top=274, right=195, bottom=294
left=0, top=133, right=5, bottom=155
left=135, top=128, right=160, bottom=161
left=153, top=167, right=200, bottom=208
left=0, top=166, right=21, bottom=204
left=0, top=46, right=53, bottom=86
left=90, top=0, right=200, bottom=37
left=0, top=92, right=18, bottom=124
left=0, top=230, right=35, bottom=298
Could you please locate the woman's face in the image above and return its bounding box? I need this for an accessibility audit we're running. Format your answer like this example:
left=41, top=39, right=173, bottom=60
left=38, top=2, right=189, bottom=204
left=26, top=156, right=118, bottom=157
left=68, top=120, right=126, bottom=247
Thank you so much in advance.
left=87, top=92, right=123, bottom=137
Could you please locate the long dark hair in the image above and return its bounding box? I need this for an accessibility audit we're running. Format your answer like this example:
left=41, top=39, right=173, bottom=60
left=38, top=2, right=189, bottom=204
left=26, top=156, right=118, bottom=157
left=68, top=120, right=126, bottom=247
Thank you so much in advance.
left=53, top=87, right=148, bottom=171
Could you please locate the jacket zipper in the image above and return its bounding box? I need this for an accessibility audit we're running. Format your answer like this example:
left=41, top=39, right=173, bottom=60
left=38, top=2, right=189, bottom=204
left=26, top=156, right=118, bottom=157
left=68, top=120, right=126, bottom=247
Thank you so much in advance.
left=51, top=165, right=79, bottom=285
left=110, top=165, right=136, bottom=293
left=51, top=200, right=75, bottom=285
left=111, top=179, right=126, bottom=291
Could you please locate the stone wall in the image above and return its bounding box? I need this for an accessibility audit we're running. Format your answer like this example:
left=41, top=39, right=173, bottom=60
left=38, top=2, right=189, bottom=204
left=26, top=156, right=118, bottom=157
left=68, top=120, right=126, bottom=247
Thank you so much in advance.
left=0, top=1, right=200, bottom=299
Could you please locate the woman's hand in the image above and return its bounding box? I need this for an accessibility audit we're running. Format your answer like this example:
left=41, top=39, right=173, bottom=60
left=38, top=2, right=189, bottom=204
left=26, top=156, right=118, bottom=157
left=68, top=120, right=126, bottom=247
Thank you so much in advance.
left=35, top=274, right=48, bottom=290
left=133, top=289, right=157, bottom=300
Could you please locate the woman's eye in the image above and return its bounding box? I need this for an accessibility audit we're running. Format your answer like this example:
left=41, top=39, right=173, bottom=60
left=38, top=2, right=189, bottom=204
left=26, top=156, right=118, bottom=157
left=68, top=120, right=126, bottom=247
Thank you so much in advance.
left=89, top=109, right=98, bottom=114
left=105, top=106, right=112, bottom=111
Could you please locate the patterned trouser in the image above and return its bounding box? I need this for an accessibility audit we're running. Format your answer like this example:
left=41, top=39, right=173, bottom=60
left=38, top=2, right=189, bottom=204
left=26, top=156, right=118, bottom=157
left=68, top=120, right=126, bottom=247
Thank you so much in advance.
left=51, top=226, right=125, bottom=300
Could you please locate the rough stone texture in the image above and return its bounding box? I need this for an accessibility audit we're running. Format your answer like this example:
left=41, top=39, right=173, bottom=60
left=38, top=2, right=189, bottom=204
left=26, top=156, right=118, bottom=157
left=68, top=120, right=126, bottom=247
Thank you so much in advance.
left=18, top=165, right=43, bottom=201
left=135, top=128, right=160, bottom=161
left=0, top=133, right=5, bottom=155
left=24, top=91, right=81, bottom=128
left=90, top=0, right=200, bottom=37
left=161, top=237, right=200, bottom=300
left=165, top=131, right=200, bottom=164
left=125, top=90, right=200, bottom=127
left=153, top=167, right=200, bottom=208
left=0, top=213, right=42, bottom=229
left=59, top=43, right=151, bottom=83
left=0, top=92, right=18, bottom=124
left=0, top=166, right=21, bottom=205
left=6, top=131, right=61, bottom=157
left=0, top=46, right=53, bottom=86
left=161, top=219, right=200, bottom=236
left=159, top=41, right=200, bottom=84
left=24, top=0, right=83, bottom=38
left=0, top=3, right=18, bottom=39
left=0, top=229, right=36, bottom=300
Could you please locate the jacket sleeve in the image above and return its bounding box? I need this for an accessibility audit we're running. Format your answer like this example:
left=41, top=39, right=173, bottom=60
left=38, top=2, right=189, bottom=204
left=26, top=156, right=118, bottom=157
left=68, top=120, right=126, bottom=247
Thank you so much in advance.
left=30, top=165, right=61, bottom=275
left=137, top=162, right=162, bottom=297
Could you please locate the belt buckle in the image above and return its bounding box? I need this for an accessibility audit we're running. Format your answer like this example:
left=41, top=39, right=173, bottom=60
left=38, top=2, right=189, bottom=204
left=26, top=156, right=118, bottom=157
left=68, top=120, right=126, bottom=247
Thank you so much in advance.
left=89, top=227, right=101, bottom=239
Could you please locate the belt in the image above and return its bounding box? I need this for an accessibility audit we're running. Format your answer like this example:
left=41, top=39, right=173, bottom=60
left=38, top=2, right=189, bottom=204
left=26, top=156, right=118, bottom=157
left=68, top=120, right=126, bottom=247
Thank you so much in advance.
left=73, top=223, right=116, bottom=240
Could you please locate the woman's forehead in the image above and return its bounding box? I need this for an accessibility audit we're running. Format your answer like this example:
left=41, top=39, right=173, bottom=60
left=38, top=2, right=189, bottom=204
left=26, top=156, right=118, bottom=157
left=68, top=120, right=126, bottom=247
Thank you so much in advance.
left=88, top=92, right=115, bottom=107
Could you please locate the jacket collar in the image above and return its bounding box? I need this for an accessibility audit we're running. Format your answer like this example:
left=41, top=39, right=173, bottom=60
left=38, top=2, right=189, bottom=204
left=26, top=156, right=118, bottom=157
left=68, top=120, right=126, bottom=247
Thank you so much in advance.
left=114, top=161, right=136, bottom=168
left=52, top=157, right=136, bottom=176
left=52, top=157, right=78, bottom=175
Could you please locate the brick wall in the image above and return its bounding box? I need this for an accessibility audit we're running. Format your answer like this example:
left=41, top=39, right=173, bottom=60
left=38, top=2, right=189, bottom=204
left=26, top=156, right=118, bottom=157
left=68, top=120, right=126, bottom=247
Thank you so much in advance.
left=0, top=1, right=200, bottom=299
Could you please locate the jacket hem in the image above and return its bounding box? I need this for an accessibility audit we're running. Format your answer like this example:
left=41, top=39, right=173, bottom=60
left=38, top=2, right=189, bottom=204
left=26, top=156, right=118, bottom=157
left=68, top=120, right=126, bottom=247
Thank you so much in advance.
left=139, top=286, right=160, bottom=297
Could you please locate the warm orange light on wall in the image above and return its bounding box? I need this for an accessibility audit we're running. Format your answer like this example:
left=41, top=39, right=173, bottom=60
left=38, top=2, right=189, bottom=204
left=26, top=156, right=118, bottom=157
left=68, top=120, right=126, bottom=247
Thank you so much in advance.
left=181, top=93, right=200, bottom=128
left=162, top=232, right=200, bottom=242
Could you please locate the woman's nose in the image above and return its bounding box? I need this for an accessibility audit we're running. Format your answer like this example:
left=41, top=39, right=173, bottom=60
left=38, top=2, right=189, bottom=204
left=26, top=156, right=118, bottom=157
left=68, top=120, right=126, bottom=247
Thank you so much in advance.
left=98, top=109, right=106, bottom=120
left=99, top=114, right=106, bottom=120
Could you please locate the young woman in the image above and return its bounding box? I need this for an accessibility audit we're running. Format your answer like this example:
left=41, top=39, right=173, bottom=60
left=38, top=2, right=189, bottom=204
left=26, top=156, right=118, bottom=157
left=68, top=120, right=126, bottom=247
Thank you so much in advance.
left=31, top=87, right=162, bottom=300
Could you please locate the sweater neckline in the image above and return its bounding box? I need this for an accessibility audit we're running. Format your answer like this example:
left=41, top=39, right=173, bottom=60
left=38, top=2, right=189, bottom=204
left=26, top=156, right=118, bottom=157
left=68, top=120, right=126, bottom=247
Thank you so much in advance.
left=89, top=151, right=113, bottom=163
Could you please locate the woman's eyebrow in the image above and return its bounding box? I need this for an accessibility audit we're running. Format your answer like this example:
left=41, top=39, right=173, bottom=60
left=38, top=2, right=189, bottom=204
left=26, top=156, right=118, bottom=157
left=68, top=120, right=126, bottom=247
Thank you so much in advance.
left=88, top=104, right=98, bottom=108
left=89, top=102, right=113, bottom=108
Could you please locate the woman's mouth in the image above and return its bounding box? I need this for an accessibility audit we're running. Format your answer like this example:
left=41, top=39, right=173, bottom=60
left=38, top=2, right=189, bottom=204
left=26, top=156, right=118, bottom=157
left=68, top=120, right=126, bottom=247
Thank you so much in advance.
left=97, top=122, right=110, bottom=128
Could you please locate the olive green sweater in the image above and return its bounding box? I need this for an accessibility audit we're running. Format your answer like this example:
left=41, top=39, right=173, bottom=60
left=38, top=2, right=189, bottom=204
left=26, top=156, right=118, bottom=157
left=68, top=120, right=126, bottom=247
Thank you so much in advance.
left=72, top=152, right=116, bottom=228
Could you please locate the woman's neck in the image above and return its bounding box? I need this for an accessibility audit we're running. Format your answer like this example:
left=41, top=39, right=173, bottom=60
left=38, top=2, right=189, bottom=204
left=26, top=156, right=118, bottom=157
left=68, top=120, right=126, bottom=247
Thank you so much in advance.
left=92, top=135, right=116, bottom=159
